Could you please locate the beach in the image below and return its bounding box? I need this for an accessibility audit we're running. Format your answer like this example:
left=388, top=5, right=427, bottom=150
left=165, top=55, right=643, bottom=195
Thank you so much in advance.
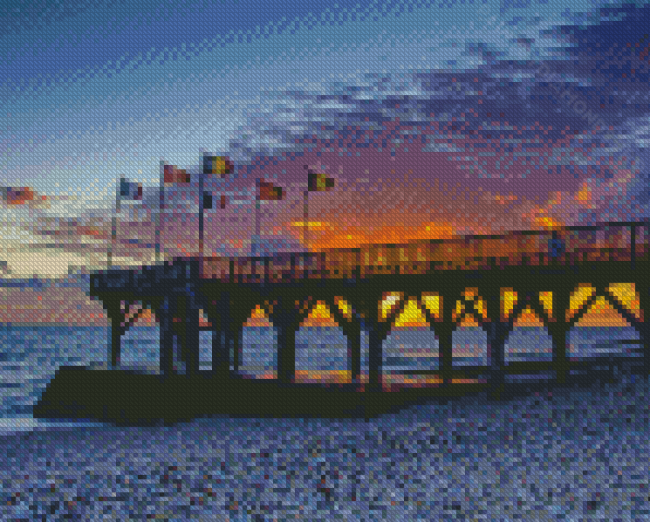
left=0, top=323, right=648, bottom=519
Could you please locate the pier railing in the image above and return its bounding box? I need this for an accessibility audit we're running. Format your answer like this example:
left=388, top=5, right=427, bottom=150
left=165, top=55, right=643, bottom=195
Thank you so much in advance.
left=199, top=220, right=647, bottom=283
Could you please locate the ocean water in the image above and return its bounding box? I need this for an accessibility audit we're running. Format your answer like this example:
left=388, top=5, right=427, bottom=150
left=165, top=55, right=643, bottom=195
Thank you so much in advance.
left=0, top=323, right=647, bottom=520
left=0, top=326, right=112, bottom=419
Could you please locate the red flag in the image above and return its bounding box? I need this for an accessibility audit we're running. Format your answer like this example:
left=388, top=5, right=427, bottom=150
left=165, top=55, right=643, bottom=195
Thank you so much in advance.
left=163, top=165, right=191, bottom=184
left=4, top=187, right=35, bottom=205
left=257, top=180, right=283, bottom=201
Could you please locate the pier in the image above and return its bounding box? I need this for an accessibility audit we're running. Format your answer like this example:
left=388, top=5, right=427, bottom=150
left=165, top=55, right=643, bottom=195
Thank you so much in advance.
left=89, top=220, right=649, bottom=391
left=31, top=219, right=650, bottom=423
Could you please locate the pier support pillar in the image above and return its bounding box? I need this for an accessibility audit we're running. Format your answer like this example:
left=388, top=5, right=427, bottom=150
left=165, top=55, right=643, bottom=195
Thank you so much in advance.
left=110, top=317, right=123, bottom=369
left=347, top=322, right=362, bottom=385
left=276, top=320, right=298, bottom=385
left=367, top=323, right=389, bottom=392
left=328, top=305, right=362, bottom=384
left=223, top=296, right=251, bottom=376
left=484, top=288, right=508, bottom=399
left=640, top=283, right=650, bottom=375
left=436, top=321, right=454, bottom=388
left=487, top=321, right=509, bottom=400
left=104, top=300, right=124, bottom=369
left=211, top=293, right=230, bottom=379
left=158, top=296, right=176, bottom=377
left=183, top=294, right=201, bottom=376
left=227, top=323, right=243, bottom=376
left=550, top=285, right=572, bottom=385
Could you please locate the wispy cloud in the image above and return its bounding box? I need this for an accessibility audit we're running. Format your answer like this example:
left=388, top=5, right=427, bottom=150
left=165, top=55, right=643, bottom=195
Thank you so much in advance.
left=2, top=0, right=648, bottom=279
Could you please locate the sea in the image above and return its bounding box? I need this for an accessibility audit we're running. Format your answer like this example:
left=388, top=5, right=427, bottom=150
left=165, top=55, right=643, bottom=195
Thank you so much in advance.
left=0, top=323, right=648, bottom=520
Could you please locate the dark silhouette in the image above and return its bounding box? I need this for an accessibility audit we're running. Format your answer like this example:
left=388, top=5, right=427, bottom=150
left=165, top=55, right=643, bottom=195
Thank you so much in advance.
left=34, top=221, right=650, bottom=425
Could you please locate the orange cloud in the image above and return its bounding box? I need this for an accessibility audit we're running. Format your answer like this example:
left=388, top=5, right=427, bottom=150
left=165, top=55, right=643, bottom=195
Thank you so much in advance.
left=296, top=219, right=458, bottom=251
left=574, top=182, right=594, bottom=208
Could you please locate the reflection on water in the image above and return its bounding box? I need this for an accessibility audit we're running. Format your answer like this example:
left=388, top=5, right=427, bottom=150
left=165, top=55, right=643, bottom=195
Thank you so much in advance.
left=118, top=324, right=644, bottom=377
left=1, top=326, right=109, bottom=417
left=383, top=330, right=440, bottom=374
left=120, top=327, right=214, bottom=373
left=121, top=326, right=162, bottom=372
left=505, top=327, right=554, bottom=364
left=240, top=327, right=277, bottom=379
left=295, top=326, right=350, bottom=383
left=452, top=327, right=489, bottom=367
left=568, top=326, right=642, bottom=359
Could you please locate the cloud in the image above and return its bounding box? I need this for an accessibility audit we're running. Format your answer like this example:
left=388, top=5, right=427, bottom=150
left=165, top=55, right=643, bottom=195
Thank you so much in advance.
left=3, top=0, right=648, bottom=280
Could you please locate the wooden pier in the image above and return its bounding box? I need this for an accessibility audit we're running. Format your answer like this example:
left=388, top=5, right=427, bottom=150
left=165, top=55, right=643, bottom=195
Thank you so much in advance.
left=34, top=220, right=650, bottom=424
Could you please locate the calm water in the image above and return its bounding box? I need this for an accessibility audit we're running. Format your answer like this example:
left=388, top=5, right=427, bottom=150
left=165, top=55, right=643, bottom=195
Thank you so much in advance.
left=0, top=324, right=648, bottom=520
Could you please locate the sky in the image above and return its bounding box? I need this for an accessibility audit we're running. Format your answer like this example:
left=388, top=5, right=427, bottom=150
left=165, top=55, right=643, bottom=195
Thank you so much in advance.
left=1, top=0, right=649, bottom=277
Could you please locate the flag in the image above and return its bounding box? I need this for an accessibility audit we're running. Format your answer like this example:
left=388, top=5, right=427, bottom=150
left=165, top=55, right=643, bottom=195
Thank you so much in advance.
left=308, top=172, right=335, bottom=192
left=257, top=180, right=283, bottom=201
left=2, top=186, right=49, bottom=209
left=203, top=155, right=234, bottom=176
left=3, top=186, right=35, bottom=205
left=119, top=179, right=143, bottom=201
left=163, top=164, right=191, bottom=184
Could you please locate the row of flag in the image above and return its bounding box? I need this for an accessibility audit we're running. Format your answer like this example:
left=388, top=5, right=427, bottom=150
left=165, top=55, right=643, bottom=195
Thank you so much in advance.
left=3, top=159, right=334, bottom=207
left=114, top=157, right=336, bottom=257
left=120, top=157, right=335, bottom=204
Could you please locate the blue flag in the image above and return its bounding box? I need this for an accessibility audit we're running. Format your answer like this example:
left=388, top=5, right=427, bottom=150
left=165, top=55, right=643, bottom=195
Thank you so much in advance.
left=119, top=179, right=143, bottom=201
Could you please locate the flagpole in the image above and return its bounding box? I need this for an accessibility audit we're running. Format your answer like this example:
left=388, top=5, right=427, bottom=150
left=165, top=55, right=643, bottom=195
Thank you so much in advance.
left=198, top=171, right=205, bottom=260
left=303, top=188, right=309, bottom=253
left=156, top=161, right=164, bottom=264
left=108, top=178, right=121, bottom=269
left=253, top=181, right=261, bottom=258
